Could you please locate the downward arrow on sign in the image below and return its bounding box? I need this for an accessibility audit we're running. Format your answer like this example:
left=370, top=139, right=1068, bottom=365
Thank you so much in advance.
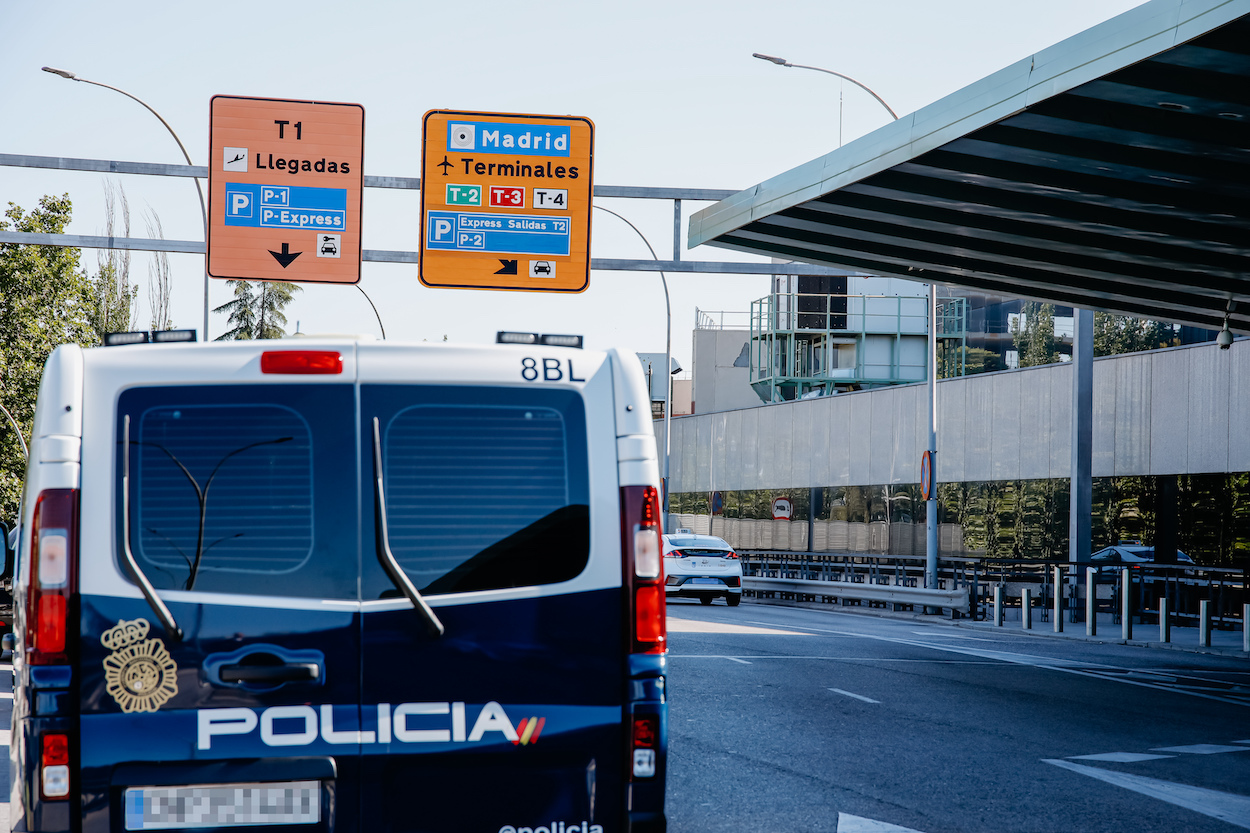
left=269, top=243, right=302, bottom=268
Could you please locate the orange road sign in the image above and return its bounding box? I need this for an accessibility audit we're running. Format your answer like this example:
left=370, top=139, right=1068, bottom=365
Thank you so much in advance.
left=208, top=95, right=364, bottom=284
left=420, top=110, right=594, bottom=293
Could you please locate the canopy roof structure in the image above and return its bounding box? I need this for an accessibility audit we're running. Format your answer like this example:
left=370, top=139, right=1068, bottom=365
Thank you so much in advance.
left=689, top=0, right=1250, bottom=333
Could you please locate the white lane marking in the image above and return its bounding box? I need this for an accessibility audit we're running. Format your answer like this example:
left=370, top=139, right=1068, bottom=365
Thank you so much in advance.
left=0, top=729, right=9, bottom=746
left=1069, top=752, right=1175, bottom=762
left=829, top=688, right=880, bottom=704
left=741, top=619, right=1250, bottom=707
left=724, top=656, right=752, bottom=665
left=1151, top=744, right=1250, bottom=755
left=908, top=631, right=1001, bottom=642
left=837, top=812, right=926, bottom=832
left=0, top=691, right=11, bottom=700
left=669, top=618, right=812, bottom=636
left=1043, top=758, right=1250, bottom=830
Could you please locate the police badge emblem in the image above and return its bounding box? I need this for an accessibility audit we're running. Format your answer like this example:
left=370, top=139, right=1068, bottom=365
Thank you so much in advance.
left=101, top=618, right=178, bottom=713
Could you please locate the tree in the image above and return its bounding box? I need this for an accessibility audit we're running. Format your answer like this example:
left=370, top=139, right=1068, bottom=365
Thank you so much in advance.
left=145, top=208, right=173, bottom=331
left=1093, top=311, right=1176, bottom=357
left=0, top=195, right=96, bottom=520
left=88, top=180, right=139, bottom=340
left=213, top=280, right=301, bottom=340
left=1011, top=302, right=1061, bottom=367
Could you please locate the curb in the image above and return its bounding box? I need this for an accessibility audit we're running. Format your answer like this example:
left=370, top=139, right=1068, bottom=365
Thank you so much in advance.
left=737, top=597, right=1250, bottom=659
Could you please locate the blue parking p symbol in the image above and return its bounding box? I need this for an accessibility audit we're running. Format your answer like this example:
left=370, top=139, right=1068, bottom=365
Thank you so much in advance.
left=226, top=191, right=253, bottom=218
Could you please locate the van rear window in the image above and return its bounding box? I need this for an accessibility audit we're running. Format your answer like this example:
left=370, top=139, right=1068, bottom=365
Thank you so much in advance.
left=118, top=385, right=359, bottom=599
left=363, top=385, right=590, bottom=597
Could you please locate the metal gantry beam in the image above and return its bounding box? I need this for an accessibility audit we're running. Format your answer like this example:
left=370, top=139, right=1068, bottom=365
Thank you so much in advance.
left=0, top=153, right=842, bottom=277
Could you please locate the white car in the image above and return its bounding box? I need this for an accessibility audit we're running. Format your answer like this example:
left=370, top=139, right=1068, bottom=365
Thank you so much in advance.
left=663, top=533, right=743, bottom=606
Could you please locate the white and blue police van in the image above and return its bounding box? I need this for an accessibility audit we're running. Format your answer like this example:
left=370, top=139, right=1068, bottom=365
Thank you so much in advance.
left=4, top=335, right=667, bottom=832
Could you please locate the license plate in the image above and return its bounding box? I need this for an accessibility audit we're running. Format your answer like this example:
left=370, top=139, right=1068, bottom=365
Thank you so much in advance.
left=690, top=578, right=721, bottom=585
left=124, top=781, right=320, bottom=830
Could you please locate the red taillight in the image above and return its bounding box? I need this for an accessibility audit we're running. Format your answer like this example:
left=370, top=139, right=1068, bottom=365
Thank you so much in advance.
left=725, top=551, right=739, bottom=560
left=28, top=489, right=78, bottom=665
left=668, top=549, right=684, bottom=559
left=260, top=350, right=343, bottom=374
left=632, top=715, right=658, bottom=749
left=41, top=733, right=70, bottom=799
left=41, top=734, right=68, bottom=767
left=36, top=595, right=67, bottom=653
left=621, top=485, right=665, bottom=655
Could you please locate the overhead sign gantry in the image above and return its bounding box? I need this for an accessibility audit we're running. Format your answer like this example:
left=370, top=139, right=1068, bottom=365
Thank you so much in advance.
left=208, top=95, right=365, bottom=284
left=420, top=110, right=594, bottom=293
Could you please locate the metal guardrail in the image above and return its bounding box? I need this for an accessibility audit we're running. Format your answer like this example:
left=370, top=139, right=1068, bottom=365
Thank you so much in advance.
left=737, top=549, right=1248, bottom=625
left=743, top=575, right=970, bottom=612
left=740, top=550, right=974, bottom=615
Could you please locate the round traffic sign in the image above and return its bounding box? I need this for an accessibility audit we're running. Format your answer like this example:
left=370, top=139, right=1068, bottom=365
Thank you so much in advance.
left=920, top=450, right=934, bottom=501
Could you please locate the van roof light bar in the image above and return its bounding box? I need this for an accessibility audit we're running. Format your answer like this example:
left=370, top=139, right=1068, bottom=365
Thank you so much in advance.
left=496, top=331, right=539, bottom=345
left=152, top=329, right=197, bottom=343
left=104, top=329, right=197, bottom=347
left=539, top=333, right=583, bottom=349
left=104, top=331, right=150, bottom=346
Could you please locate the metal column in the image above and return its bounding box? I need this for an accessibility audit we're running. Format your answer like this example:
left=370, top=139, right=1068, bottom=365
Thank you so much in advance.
left=1070, top=309, right=1093, bottom=567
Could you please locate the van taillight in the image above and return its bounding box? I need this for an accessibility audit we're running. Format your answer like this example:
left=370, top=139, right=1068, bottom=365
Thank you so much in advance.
left=621, top=485, right=665, bottom=655
left=41, top=733, right=70, bottom=799
left=631, top=715, right=659, bottom=778
left=28, top=489, right=78, bottom=665
left=260, top=350, right=343, bottom=374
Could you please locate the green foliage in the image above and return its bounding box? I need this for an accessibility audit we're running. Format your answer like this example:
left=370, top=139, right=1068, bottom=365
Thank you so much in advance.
left=938, top=345, right=1003, bottom=378
left=1093, top=312, right=1177, bottom=357
left=0, top=196, right=96, bottom=521
left=213, top=280, right=302, bottom=340
left=1011, top=302, right=1061, bottom=367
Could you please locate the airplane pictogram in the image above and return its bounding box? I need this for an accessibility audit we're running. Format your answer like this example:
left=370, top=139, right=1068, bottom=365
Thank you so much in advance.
left=437, top=155, right=454, bottom=175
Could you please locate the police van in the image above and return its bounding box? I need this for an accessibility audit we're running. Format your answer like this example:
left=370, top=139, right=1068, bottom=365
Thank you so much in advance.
left=5, top=336, right=667, bottom=832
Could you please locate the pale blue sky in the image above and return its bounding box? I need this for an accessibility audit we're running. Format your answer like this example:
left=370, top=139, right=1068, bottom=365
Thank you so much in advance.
left=1, top=0, right=1144, bottom=368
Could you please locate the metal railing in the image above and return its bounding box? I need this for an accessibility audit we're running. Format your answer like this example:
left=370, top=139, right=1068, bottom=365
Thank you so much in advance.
left=737, top=550, right=1249, bottom=635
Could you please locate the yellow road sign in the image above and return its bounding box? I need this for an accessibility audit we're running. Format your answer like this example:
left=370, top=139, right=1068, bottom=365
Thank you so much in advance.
left=420, top=110, right=594, bottom=293
left=208, top=95, right=364, bottom=284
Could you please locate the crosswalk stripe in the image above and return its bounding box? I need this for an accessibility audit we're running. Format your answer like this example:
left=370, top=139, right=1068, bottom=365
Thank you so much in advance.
left=1043, top=758, right=1250, bottom=830
left=837, top=812, right=926, bottom=832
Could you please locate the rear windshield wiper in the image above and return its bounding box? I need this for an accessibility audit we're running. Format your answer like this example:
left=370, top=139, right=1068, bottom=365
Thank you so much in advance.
left=121, top=415, right=184, bottom=641
left=371, top=417, right=445, bottom=638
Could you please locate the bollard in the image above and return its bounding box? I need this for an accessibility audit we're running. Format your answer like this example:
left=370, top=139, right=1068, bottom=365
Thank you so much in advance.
left=1086, top=567, right=1096, bottom=637
left=1159, top=596, right=1170, bottom=643
left=1053, top=565, right=1063, bottom=633
left=994, top=585, right=1003, bottom=627
left=1121, top=568, right=1132, bottom=641
left=1022, top=588, right=1032, bottom=630
left=1244, top=603, right=1249, bottom=654
left=1200, top=599, right=1211, bottom=647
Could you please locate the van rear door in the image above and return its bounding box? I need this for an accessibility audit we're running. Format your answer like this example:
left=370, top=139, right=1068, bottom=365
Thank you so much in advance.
left=355, top=348, right=624, bottom=832
left=76, top=381, right=363, bottom=833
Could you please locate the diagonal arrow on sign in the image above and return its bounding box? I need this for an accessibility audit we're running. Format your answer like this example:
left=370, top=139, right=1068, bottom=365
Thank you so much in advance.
left=494, top=259, right=518, bottom=275
left=269, top=243, right=302, bottom=268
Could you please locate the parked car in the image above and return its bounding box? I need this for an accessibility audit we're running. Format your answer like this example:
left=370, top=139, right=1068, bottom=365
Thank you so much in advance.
left=663, top=533, right=743, bottom=606
left=1089, top=544, right=1195, bottom=572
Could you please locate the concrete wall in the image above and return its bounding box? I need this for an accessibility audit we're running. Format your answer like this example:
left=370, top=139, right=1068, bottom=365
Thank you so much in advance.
left=657, top=339, right=1250, bottom=492
left=691, top=328, right=762, bottom=414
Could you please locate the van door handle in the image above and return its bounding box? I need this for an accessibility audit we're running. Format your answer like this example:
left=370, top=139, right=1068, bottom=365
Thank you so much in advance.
left=219, top=662, right=320, bottom=683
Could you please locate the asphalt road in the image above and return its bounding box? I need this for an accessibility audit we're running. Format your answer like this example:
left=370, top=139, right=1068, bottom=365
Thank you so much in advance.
left=665, top=598, right=1250, bottom=833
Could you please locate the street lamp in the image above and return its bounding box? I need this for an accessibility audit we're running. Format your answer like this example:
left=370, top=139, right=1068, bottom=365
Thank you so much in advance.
left=752, top=53, right=899, bottom=121
left=594, top=205, right=675, bottom=533
left=42, top=66, right=211, bottom=342
left=753, top=54, right=939, bottom=596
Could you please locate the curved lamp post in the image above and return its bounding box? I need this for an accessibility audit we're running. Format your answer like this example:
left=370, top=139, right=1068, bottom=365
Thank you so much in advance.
left=42, top=67, right=211, bottom=342
left=753, top=54, right=939, bottom=596
left=752, top=53, right=899, bottom=120
left=595, top=205, right=675, bottom=533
